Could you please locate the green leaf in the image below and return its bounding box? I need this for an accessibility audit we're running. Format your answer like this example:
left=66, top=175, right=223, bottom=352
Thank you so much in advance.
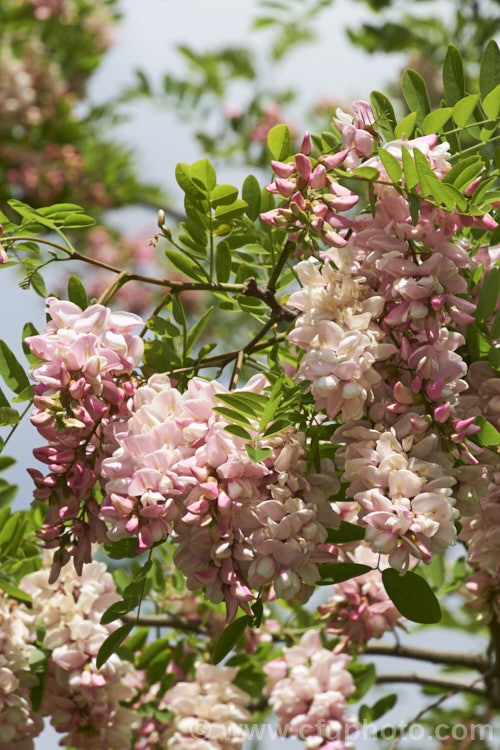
left=104, top=538, right=138, bottom=560
left=190, top=159, right=217, bottom=192
left=22, top=322, right=39, bottom=365
left=30, top=659, right=48, bottom=712
left=267, top=124, right=291, bottom=161
left=214, top=199, right=248, bottom=221
left=483, top=83, right=500, bottom=120
left=480, top=40, right=500, bottom=101
left=382, top=569, right=441, bottom=624
left=377, top=148, right=402, bottom=182
left=137, top=637, right=171, bottom=669
left=401, top=145, right=418, bottom=190
left=408, top=193, right=420, bottom=226
left=186, top=307, right=214, bottom=353
left=242, top=175, right=261, bottom=221
left=476, top=268, right=500, bottom=322
left=443, top=45, right=465, bottom=106
left=100, top=599, right=135, bottom=625
left=216, top=243, right=231, bottom=282
left=212, top=615, right=249, bottom=664
left=0, top=483, right=18, bottom=509
left=0, top=407, right=20, bottom=426
left=0, top=456, right=15, bottom=471
left=38, top=203, right=83, bottom=217
left=453, top=95, right=480, bottom=128
left=349, top=662, right=376, bottom=702
left=213, top=406, right=253, bottom=429
left=360, top=693, right=397, bottom=723
left=210, top=184, right=239, bottom=207
left=491, top=307, right=500, bottom=339
left=394, top=111, right=417, bottom=140
left=217, top=391, right=267, bottom=415
left=370, top=90, right=396, bottom=140
left=245, top=444, right=272, bottom=463
left=62, top=214, right=96, bottom=228
left=67, top=276, right=88, bottom=310
left=476, top=415, right=500, bottom=446
left=175, top=162, right=199, bottom=197
left=422, top=108, right=453, bottom=135
left=30, top=271, right=47, bottom=298
left=352, top=166, right=379, bottom=180
left=0, top=341, right=30, bottom=394
left=224, top=424, right=253, bottom=440
left=164, top=248, right=208, bottom=281
left=0, top=579, right=32, bottom=603
left=96, top=623, right=134, bottom=668
left=326, top=522, right=365, bottom=544
left=401, top=70, right=431, bottom=127
left=318, top=562, right=372, bottom=584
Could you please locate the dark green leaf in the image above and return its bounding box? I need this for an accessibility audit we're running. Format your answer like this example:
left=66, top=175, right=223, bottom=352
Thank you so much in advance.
left=267, top=124, right=291, bottom=161
left=186, top=307, right=214, bottom=352
left=0, top=341, right=30, bottom=394
left=443, top=45, right=465, bottom=106
left=30, top=271, right=47, bottom=298
left=476, top=268, right=500, bottom=322
left=224, top=424, right=252, bottom=440
left=318, top=562, right=372, bottom=584
left=96, top=623, right=134, bottom=668
left=62, top=214, right=96, bottom=228
left=212, top=615, right=249, bottom=664
left=480, top=40, right=500, bottom=101
left=401, top=146, right=418, bottom=190
left=349, top=662, right=376, bottom=701
left=216, top=243, right=231, bottom=283
left=67, top=276, right=88, bottom=310
left=164, top=248, right=208, bottom=281
left=370, top=91, right=396, bottom=140
left=453, top=95, right=480, bottom=128
left=242, top=175, right=261, bottom=221
left=401, top=70, right=431, bottom=126
left=100, top=599, right=135, bottom=625
left=382, top=569, right=441, bottom=624
left=326, top=522, right=366, bottom=544
left=0, top=407, right=19, bottom=426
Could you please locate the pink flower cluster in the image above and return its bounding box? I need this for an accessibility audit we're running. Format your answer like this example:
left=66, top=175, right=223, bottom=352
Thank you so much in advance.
left=20, top=553, right=140, bottom=749
left=259, top=100, right=500, bottom=573
left=161, top=663, right=250, bottom=749
left=335, top=421, right=458, bottom=572
left=0, top=590, right=43, bottom=749
left=26, top=297, right=143, bottom=580
left=318, top=546, right=401, bottom=651
left=101, top=373, right=340, bottom=619
left=264, top=630, right=358, bottom=749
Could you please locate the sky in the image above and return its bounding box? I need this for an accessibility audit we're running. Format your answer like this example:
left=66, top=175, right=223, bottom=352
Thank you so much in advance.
left=1, top=0, right=488, bottom=748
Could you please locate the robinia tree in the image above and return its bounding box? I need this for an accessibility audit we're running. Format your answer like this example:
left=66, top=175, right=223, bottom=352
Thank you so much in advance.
left=2, top=42, right=500, bottom=750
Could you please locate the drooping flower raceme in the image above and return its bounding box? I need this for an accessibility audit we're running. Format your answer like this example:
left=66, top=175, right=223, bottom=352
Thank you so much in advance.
left=20, top=552, right=140, bottom=749
left=263, top=630, right=358, bottom=749
left=161, top=663, right=250, bottom=749
left=0, top=590, right=43, bottom=749
left=26, top=297, right=143, bottom=580
left=101, top=373, right=340, bottom=619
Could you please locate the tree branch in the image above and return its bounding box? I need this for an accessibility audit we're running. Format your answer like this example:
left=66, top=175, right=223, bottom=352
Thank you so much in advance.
left=376, top=672, right=486, bottom=697
left=365, top=643, right=488, bottom=672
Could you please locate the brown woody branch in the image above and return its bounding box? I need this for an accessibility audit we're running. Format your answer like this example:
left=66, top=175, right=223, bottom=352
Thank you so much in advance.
left=365, top=643, right=488, bottom=672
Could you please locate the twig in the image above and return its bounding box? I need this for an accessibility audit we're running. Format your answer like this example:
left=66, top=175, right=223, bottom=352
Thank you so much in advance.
left=386, top=674, right=487, bottom=750
left=122, top=612, right=207, bottom=634
left=242, top=277, right=296, bottom=322
left=365, top=643, right=488, bottom=672
left=229, top=351, right=244, bottom=391
left=267, top=241, right=294, bottom=293
left=376, top=672, right=486, bottom=697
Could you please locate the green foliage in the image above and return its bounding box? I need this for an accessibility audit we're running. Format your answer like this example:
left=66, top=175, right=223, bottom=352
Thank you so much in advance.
left=382, top=569, right=442, bottom=624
